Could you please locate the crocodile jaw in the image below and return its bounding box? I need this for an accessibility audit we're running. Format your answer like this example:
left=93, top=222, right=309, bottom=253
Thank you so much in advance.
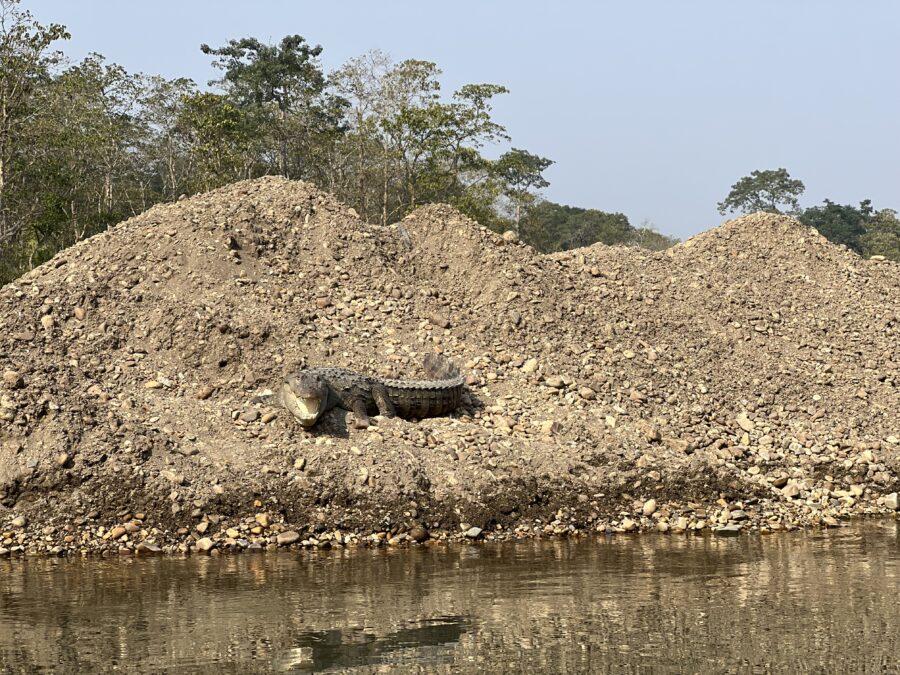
left=280, top=382, right=322, bottom=427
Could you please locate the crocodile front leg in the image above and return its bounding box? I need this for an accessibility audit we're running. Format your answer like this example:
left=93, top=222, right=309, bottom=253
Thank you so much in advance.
left=350, top=390, right=371, bottom=429
left=371, top=384, right=396, bottom=418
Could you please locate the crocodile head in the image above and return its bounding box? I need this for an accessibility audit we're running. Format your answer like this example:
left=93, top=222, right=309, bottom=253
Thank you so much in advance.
left=280, top=372, right=329, bottom=427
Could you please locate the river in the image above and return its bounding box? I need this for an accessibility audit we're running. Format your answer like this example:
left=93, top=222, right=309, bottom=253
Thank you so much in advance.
left=0, top=521, right=897, bottom=672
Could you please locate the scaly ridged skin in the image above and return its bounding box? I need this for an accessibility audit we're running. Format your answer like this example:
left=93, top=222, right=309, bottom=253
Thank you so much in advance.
left=280, top=357, right=464, bottom=428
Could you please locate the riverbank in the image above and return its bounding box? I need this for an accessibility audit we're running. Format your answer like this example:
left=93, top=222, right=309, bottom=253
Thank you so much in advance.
left=1, top=177, right=898, bottom=556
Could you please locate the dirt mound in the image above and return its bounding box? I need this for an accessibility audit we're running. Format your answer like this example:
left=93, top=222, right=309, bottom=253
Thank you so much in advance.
left=0, top=178, right=897, bottom=555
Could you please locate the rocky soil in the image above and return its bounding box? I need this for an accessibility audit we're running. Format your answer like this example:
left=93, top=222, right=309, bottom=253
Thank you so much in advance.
left=0, top=176, right=897, bottom=555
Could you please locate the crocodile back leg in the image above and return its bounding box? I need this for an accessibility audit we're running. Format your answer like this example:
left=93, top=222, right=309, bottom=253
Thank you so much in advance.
left=423, top=353, right=459, bottom=380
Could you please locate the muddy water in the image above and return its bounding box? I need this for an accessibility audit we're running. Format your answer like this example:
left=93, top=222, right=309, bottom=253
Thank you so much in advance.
left=0, top=522, right=897, bottom=673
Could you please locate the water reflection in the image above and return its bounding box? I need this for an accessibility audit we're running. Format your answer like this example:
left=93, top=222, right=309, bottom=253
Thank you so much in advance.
left=0, top=522, right=896, bottom=672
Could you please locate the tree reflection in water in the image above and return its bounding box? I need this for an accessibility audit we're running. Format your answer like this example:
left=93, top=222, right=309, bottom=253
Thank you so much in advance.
left=0, top=521, right=897, bottom=672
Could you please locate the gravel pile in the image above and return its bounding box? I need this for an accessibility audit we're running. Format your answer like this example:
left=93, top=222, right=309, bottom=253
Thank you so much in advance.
left=0, top=177, right=897, bottom=555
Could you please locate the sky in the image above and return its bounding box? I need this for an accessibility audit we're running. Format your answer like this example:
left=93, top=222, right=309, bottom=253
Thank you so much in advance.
left=26, top=1, right=900, bottom=239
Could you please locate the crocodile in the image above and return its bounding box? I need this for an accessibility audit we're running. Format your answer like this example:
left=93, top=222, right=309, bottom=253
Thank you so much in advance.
left=278, top=353, right=464, bottom=429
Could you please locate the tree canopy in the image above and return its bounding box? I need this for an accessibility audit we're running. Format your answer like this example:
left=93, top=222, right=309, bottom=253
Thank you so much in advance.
left=10, top=7, right=900, bottom=283
left=519, top=201, right=677, bottom=253
left=717, top=168, right=805, bottom=215
left=798, top=199, right=873, bottom=252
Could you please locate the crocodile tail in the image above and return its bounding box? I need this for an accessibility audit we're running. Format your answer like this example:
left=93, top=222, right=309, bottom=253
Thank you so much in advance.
left=423, top=353, right=459, bottom=381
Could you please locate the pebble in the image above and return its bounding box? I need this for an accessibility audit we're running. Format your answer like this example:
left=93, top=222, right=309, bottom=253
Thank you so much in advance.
left=276, top=531, right=300, bottom=545
left=255, top=513, right=270, bottom=528
left=428, top=313, right=450, bottom=329
left=239, top=409, right=260, bottom=423
left=782, top=483, right=801, bottom=499
left=465, top=527, right=483, bottom=539
left=161, top=470, right=185, bottom=486
left=885, top=493, right=899, bottom=510
left=11, top=516, right=27, bottom=528
left=195, top=385, right=214, bottom=400
left=409, top=526, right=429, bottom=542
left=196, top=538, right=215, bottom=552
left=642, top=499, right=658, bottom=516
left=714, top=524, right=742, bottom=537
left=2, top=370, right=23, bottom=389
left=736, top=413, right=755, bottom=432
left=522, top=358, right=538, bottom=373
left=540, top=420, right=561, bottom=435
left=644, top=426, right=662, bottom=443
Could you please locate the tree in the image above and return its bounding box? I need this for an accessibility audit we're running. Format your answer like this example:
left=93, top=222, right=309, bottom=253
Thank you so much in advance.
left=200, top=35, right=346, bottom=179
left=176, top=91, right=259, bottom=192
left=799, top=199, right=873, bottom=253
left=630, top=220, right=679, bottom=251
left=138, top=75, right=197, bottom=202
left=493, top=148, right=553, bottom=233
left=0, top=0, right=68, bottom=248
left=13, top=53, right=144, bottom=270
left=717, top=168, right=805, bottom=215
left=859, top=209, right=900, bottom=261
left=378, top=64, right=510, bottom=222
left=330, top=50, right=394, bottom=221
left=519, top=201, right=635, bottom=253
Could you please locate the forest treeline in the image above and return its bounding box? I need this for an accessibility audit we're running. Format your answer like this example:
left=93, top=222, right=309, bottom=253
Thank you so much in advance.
left=1, top=2, right=896, bottom=285
left=0, top=1, right=675, bottom=283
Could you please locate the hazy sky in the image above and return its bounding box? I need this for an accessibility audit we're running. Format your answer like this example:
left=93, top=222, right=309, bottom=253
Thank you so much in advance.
left=27, top=1, right=900, bottom=239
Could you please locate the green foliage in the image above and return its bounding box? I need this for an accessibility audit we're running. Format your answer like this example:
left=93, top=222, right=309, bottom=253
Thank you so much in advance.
left=139, top=75, right=197, bottom=200
left=200, top=35, right=346, bottom=179
left=15, top=54, right=144, bottom=267
left=493, top=148, right=553, bottom=231
left=859, top=209, right=900, bottom=261
left=718, top=168, right=805, bottom=215
left=0, top=0, right=69, bottom=275
left=0, top=25, right=681, bottom=285
left=201, top=35, right=326, bottom=111
left=798, top=199, right=872, bottom=253
left=798, top=200, right=900, bottom=261
left=176, top=91, right=260, bottom=191
left=520, top=201, right=634, bottom=253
